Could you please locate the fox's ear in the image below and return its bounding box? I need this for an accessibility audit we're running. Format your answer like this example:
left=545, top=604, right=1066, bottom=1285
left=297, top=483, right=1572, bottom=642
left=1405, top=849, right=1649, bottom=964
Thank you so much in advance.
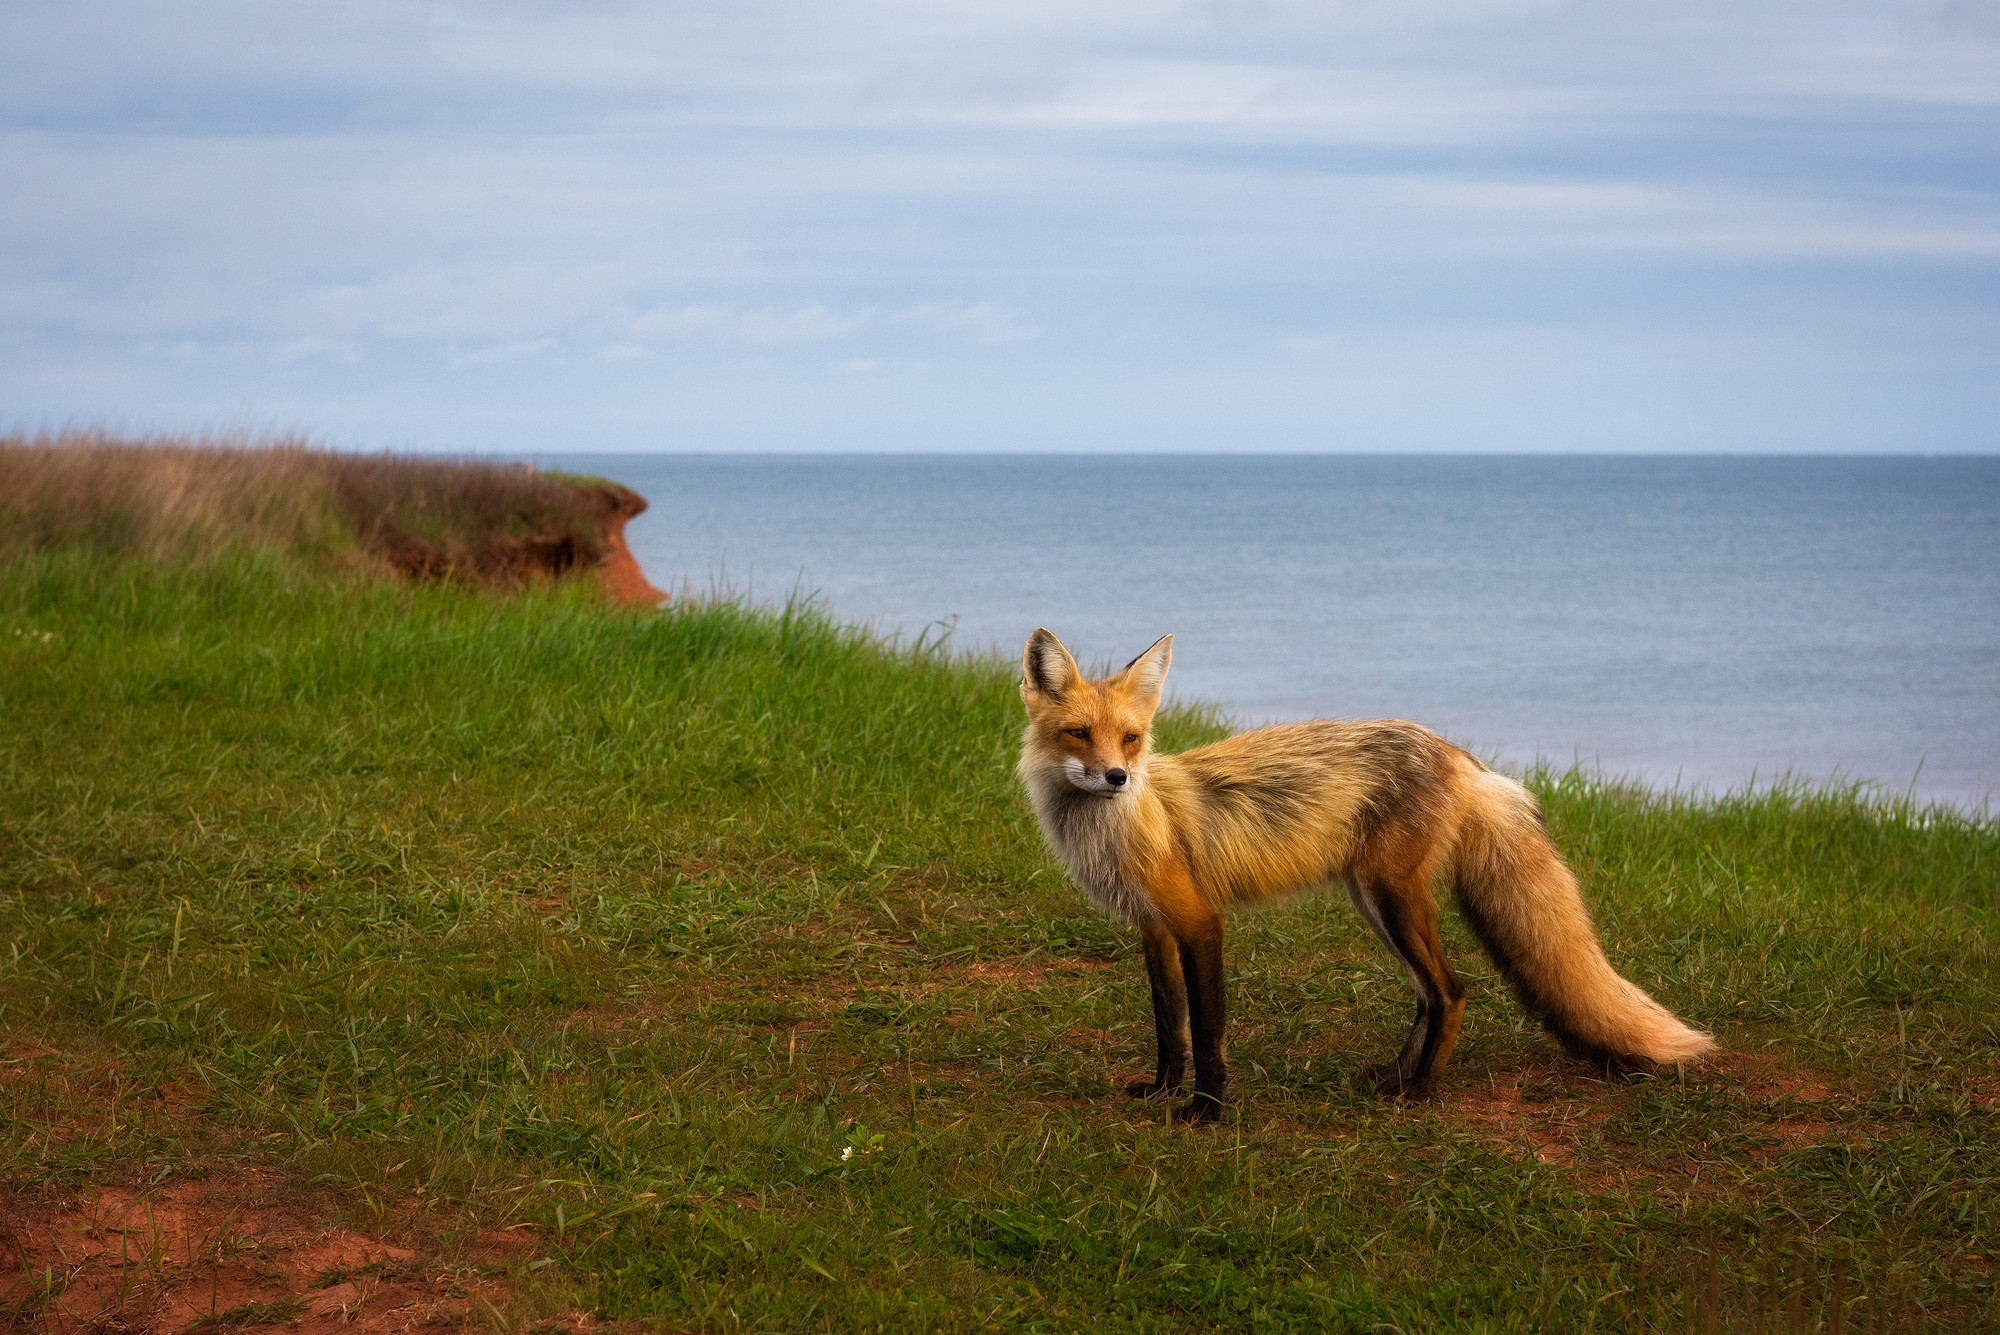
left=1021, top=628, right=1084, bottom=702
left=1116, top=633, right=1173, bottom=711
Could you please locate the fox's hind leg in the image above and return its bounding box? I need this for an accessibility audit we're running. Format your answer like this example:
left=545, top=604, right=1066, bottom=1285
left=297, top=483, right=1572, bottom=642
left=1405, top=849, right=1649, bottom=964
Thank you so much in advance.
left=1349, top=875, right=1466, bottom=1100
left=1128, top=920, right=1190, bottom=1099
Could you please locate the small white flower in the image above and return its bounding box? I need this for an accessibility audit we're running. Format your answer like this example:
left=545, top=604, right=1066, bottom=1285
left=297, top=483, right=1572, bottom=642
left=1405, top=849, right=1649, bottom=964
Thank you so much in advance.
left=840, top=1146, right=853, bottom=1161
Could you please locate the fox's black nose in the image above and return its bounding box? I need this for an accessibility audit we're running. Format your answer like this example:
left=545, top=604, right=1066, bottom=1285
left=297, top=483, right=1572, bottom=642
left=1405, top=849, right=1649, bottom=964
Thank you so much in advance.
left=1105, top=768, right=1127, bottom=787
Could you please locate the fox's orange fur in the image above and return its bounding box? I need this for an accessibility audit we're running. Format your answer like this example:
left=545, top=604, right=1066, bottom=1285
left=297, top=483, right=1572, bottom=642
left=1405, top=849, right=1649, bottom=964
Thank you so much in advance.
left=1017, top=628, right=1714, bottom=1123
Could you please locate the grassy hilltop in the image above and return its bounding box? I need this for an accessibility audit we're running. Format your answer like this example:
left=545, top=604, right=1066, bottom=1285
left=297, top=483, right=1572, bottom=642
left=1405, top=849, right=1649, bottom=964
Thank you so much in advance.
left=0, top=432, right=656, bottom=597
left=2, top=438, right=1997, bottom=1332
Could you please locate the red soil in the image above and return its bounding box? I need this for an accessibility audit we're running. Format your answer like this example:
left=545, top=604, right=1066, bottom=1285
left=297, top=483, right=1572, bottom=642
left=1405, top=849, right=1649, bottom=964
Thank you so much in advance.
left=371, top=477, right=665, bottom=607
left=0, top=1171, right=553, bottom=1335
left=1435, top=1061, right=1614, bottom=1165
left=582, top=483, right=667, bottom=608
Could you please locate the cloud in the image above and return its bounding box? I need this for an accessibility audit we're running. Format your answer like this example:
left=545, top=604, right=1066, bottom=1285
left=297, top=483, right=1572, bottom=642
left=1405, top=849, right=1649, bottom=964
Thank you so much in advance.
left=0, top=0, right=1995, bottom=451
left=861, top=58, right=1568, bottom=144
left=605, top=300, right=1040, bottom=351
left=892, top=302, right=1042, bottom=345
left=453, top=338, right=554, bottom=366
left=625, top=303, right=871, bottom=345
left=1361, top=176, right=2000, bottom=260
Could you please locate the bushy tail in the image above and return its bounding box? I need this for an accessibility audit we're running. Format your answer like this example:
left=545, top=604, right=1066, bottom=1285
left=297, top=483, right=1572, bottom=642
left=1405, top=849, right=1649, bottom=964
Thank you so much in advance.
left=1451, top=768, right=1715, bottom=1069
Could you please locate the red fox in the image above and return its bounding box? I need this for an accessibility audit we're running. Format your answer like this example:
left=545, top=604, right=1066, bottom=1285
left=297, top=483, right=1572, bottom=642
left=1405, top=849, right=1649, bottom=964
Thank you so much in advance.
left=1017, top=628, right=1715, bottom=1125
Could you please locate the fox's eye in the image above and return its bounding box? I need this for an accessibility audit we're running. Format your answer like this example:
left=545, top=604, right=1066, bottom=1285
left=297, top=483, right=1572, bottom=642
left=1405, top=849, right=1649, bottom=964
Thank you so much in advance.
left=1123, top=733, right=1140, bottom=745
left=1065, top=728, right=1090, bottom=740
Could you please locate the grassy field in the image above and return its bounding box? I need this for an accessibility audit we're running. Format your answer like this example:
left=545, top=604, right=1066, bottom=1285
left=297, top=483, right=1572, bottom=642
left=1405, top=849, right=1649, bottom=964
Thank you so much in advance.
left=3, top=548, right=1997, bottom=1332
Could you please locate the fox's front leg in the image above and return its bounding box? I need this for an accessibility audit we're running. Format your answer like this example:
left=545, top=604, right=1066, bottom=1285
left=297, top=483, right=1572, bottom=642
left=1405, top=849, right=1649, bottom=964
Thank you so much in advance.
left=1128, top=921, right=1190, bottom=1099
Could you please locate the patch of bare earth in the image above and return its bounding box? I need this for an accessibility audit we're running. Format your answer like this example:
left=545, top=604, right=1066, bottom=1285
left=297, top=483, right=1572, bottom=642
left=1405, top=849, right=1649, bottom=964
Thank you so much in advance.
left=1720, top=1050, right=1835, bottom=1108
left=0, top=1171, right=554, bottom=1335
left=1412, top=1045, right=1888, bottom=1208
left=1429, top=1061, right=1615, bottom=1166
left=1711, top=1049, right=1843, bottom=1154
left=1967, top=1076, right=2000, bottom=1112
left=952, top=957, right=1119, bottom=988
left=565, top=948, right=1121, bottom=1040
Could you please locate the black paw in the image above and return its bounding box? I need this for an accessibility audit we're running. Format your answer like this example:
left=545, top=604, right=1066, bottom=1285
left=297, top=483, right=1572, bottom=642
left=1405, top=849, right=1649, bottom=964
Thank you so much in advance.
left=1124, top=1076, right=1181, bottom=1099
left=1172, top=1092, right=1225, bottom=1125
left=1367, top=1060, right=1406, bottom=1095
left=1369, top=1063, right=1433, bottom=1102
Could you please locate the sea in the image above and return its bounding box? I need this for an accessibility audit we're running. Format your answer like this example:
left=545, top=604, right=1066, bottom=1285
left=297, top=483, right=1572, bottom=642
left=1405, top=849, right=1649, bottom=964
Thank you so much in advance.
left=548, top=454, right=1999, bottom=813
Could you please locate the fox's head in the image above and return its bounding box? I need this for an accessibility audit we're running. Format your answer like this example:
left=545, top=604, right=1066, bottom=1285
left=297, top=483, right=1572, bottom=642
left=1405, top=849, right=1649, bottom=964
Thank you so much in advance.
left=1018, top=628, right=1172, bottom=799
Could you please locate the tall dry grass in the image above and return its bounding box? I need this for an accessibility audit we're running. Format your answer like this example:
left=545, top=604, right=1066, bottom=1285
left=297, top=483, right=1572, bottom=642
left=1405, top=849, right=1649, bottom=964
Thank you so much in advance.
left=0, top=432, right=344, bottom=564
left=0, top=430, right=617, bottom=583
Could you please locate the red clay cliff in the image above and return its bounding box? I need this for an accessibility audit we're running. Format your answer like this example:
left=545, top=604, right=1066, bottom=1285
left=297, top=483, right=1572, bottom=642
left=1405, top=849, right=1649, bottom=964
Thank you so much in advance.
left=581, top=482, right=668, bottom=606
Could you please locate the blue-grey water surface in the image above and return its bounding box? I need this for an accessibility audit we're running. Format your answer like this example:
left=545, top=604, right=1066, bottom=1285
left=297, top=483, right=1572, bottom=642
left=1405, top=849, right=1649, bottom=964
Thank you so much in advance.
left=552, top=454, right=1998, bottom=810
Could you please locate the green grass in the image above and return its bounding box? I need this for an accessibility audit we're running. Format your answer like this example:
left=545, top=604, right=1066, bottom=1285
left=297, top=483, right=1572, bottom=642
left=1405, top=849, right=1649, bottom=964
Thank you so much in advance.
left=2, top=550, right=1997, bottom=1331
left=184, top=1296, right=313, bottom=1330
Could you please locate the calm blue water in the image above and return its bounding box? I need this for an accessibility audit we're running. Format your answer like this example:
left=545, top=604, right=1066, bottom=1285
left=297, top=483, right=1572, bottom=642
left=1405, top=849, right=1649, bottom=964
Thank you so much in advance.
left=550, top=454, right=1999, bottom=811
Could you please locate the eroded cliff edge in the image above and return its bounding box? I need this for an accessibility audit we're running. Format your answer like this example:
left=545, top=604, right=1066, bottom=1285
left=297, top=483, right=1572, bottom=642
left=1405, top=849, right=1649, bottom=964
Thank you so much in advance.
left=0, top=434, right=669, bottom=606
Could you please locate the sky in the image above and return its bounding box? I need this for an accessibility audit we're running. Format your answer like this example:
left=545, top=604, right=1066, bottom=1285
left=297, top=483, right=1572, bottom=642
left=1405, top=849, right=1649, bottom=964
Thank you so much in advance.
left=4, top=0, right=1998, bottom=454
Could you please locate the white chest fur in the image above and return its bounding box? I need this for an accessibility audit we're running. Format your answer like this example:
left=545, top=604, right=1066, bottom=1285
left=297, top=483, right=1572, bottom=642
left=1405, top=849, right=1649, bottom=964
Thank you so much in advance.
left=1023, top=771, right=1156, bottom=927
